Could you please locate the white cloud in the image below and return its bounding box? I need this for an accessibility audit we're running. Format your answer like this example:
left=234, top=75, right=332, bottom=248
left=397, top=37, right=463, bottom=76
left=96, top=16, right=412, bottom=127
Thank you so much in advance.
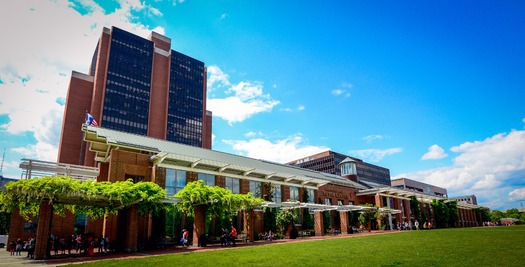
left=244, top=131, right=263, bottom=138
left=207, top=65, right=231, bottom=91
left=0, top=0, right=165, bottom=164
left=509, top=188, right=525, bottom=201
left=397, top=130, right=525, bottom=209
left=206, top=66, right=280, bottom=124
left=330, top=83, right=352, bottom=98
left=280, top=105, right=305, bottom=112
left=421, top=144, right=448, bottom=160
left=362, top=135, right=385, bottom=143
left=223, top=134, right=329, bottom=163
left=220, top=13, right=227, bottom=20
left=348, top=148, right=403, bottom=162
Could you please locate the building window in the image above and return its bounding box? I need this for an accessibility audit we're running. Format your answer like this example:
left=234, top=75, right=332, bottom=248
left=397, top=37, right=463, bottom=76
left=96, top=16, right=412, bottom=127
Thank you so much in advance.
left=337, top=200, right=343, bottom=206
left=225, top=177, right=240, bottom=194
left=198, top=173, right=215, bottom=186
left=272, top=185, right=282, bottom=203
left=307, top=188, right=315, bottom=203
left=325, top=198, right=332, bottom=205
left=250, top=180, right=262, bottom=198
left=289, top=186, right=299, bottom=201
left=165, top=169, right=186, bottom=195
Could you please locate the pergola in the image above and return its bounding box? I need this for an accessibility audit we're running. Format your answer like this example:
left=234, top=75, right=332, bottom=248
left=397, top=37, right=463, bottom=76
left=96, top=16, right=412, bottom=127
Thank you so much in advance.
left=357, top=186, right=485, bottom=210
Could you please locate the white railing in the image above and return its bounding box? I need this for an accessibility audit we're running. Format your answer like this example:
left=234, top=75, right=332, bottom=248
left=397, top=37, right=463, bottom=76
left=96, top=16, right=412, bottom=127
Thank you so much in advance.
left=19, top=158, right=99, bottom=181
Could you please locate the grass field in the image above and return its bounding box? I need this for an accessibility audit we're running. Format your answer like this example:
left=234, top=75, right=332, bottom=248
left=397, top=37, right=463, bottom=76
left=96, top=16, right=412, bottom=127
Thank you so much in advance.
left=67, top=226, right=525, bottom=267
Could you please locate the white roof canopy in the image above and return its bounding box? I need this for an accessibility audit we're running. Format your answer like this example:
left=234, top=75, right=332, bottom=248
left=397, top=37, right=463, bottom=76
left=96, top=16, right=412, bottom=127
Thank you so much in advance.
left=82, top=125, right=367, bottom=190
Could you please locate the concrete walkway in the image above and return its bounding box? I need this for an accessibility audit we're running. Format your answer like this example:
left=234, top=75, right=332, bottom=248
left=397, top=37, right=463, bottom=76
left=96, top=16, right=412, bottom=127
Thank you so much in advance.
left=0, top=230, right=393, bottom=266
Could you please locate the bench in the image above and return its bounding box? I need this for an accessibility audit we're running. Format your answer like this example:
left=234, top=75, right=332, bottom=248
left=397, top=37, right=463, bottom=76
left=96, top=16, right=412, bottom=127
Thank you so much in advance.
left=235, top=234, right=247, bottom=242
left=298, top=230, right=311, bottom=237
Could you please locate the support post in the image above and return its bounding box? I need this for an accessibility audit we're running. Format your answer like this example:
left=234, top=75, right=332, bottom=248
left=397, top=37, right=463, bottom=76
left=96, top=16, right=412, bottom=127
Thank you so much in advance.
left=340, top=211, right=349, bottom=234
left=193, top=205, right=206, bottom=247
left=34, top=199, right=53, bottom=260
left=314, top=211, right=324, bottom=236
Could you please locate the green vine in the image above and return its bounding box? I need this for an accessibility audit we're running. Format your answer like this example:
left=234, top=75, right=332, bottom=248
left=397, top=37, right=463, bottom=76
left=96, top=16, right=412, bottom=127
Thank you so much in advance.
left=174, top=180, right=263, bottom=218
left=0, top=176, right=166, bottom=220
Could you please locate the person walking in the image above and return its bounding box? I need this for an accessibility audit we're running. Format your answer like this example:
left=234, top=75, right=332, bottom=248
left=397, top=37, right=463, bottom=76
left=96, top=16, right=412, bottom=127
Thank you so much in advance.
left=230, top=226, right=237, bottom=247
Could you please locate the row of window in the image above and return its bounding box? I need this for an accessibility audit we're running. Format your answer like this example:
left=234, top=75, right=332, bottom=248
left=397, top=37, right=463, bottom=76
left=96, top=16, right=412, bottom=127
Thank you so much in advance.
left=164, top=168, right=315, bottom=203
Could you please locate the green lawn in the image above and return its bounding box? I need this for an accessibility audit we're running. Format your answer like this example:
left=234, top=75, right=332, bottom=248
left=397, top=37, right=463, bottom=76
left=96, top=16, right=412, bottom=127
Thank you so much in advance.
left=68, top=226, right=525, bottom=267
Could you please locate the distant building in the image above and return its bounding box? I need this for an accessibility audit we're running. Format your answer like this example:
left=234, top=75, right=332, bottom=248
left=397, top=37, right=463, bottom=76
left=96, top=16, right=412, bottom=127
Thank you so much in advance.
left=449, top=195, right=477, bottom=205
left=286, top=150, right=391, bottom=186
left=391, top=177, right=447, bottom=197
left=0, top=176, right=17, bottom=191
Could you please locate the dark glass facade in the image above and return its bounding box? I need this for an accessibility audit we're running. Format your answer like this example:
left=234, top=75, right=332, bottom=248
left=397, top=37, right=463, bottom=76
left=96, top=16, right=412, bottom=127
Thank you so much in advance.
left=290, top=151, right=391, bottom=186
left=167, top=51, right=204, bottom=146
left=101, top=27, right=153, bottom=135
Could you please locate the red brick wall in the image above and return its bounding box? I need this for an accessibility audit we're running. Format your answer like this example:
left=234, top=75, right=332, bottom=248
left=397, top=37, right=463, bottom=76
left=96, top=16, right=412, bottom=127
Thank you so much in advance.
left=148, top=49, right=169, bottom=139
left=108, top=150, right=152, bottom=182
left=85, top=28, right=111, bottom=167
left=57, top=74, right=94, bottom=164
left=317, top=185, right=357, bottom=205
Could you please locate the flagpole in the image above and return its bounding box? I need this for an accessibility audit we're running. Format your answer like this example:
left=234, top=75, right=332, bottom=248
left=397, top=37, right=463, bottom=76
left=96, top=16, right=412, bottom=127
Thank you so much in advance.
left=79, top=111, right=87, bottom=165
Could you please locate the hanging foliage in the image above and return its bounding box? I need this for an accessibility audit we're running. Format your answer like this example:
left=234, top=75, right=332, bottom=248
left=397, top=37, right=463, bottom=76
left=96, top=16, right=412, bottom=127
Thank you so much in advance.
left=174, top=180, right=263, bottom=217
left=0, top=176, right=166, bottom=220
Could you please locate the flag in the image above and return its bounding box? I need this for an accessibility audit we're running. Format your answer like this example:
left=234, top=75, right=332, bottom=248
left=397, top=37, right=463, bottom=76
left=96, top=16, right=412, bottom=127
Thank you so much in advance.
left=85, top=113, right=99, bottom=126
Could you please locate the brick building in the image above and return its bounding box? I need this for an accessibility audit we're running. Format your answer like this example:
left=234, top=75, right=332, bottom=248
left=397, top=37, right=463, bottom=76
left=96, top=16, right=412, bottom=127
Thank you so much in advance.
left=58, top=26, right=212, bottom=168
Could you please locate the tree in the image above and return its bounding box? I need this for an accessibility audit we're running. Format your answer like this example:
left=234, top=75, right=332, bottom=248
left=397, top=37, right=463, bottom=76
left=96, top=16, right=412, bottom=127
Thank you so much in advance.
left=0, top=176, right=166, bottom=220
left=445, top=201, right=459, bottom=227
left=174, top=180, right=263, bottom=219
left=275, top=208, right=298, bottom=234
left=410, top=196, right=422, bottom=224
left=301, top=189, right=314, bottom=230
left=358, top=204, right=377, bottom=232
left=490, top=210, right=504, bottom=222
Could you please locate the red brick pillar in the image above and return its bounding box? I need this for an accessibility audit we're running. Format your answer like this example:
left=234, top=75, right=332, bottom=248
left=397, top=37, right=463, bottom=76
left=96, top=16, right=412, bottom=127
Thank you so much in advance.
left=193, top=205, right=206, bottom=246
left=314, top=211, right=324, bottom=236
left=243, top=209, right=255, bottom=242
left=375, top=194, right=383, bottom=230
left=375, top=194, right=383, bottom=207
left=103, top=214, right=119, bottom=246
left=340, top=211, right=349, bottom=234
left=393, top=198, right=401, bottom=225
left=403, top=199, right=410, bottom=222
left=124, top=206, right=139, bottom=252
left=34, top=200, right=53, bottom=260
left=460, top=209, right=466, bottom=227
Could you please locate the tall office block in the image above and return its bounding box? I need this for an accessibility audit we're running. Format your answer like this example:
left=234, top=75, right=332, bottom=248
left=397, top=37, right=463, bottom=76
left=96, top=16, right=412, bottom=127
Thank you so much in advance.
left=58, top=27, right=212, bottom=166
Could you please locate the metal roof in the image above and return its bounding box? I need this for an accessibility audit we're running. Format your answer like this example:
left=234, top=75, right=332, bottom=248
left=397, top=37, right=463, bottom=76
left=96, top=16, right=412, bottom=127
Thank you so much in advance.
left=83, top=125, right=366, bottom=190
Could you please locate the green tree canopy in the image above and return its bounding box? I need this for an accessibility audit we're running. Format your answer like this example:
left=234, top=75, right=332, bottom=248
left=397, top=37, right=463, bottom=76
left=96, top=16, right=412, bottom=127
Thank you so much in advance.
left=174, top=180, right=263, bottom=218
left=0, top=176, right=166, bottom=220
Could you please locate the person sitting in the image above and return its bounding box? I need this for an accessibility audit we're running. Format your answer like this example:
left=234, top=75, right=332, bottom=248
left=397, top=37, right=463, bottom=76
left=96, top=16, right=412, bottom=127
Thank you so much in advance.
left=266, top=230, right=274, bottom=241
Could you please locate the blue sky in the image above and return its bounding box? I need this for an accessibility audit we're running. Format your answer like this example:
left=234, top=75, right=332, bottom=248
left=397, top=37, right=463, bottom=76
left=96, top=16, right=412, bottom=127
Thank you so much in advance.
left=1, top=0, right=524, bottom=210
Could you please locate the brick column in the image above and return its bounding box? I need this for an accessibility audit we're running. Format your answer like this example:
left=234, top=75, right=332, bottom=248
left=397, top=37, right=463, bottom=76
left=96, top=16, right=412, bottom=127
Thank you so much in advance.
left=34, top=200, right=53, bottom=260
left=375, top=194, right=383, bottom=230
left=375, top=194, right=383, bottom=207
left=243, top=209, right=255, bottom=242
left=124, top=206, right=139, bottom=252
left=314, top=211, right=324, bottom=236
left=403, top=199, right=410, bottom=222
left=193, top=205, right=206, bottom=246
left=340, top=211, right=349, bottom=234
